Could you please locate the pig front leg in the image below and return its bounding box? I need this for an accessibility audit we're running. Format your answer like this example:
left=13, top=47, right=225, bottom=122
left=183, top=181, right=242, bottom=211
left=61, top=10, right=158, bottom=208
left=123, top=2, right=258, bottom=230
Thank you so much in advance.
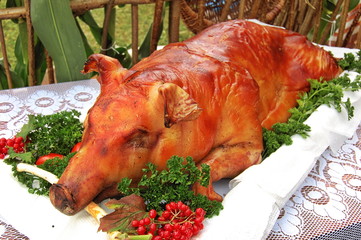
left=194, top=141, right=262, bottom=201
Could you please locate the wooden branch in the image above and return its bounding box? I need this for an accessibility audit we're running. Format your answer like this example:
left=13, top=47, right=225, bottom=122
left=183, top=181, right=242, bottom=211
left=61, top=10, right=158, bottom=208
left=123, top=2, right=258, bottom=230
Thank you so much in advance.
left=0, top=20, right=13, bottom=89
left=24, top=0, right=36, bottom=86
left=312, top=0, right=323, bottom=42
left=197, top=0, right=205, bottom=33
left=286, top=0, right=297, bottom=30
left=150, top=0, right=164, bottom=53
left=100, top=0, right=115, bottom=54
left=319, top=0, right=343, bottom=45
left=0, top=7, right=26, bottom=20
left=299, top=0, right=317, bottom=35
left=238, top=0, right=246, bottom=19
left=336, top=0, right=351, bottom=47
left=220, top=0, right=232, bottom=22
left=0, top=1, right=157, bottom=20
left=168, top=0, right=180, bottom=43
left=249, top=0, right=262, bottom=19
left=45, top=49, right=55, bottom=84
left=131, top=4, right=139, bottom=64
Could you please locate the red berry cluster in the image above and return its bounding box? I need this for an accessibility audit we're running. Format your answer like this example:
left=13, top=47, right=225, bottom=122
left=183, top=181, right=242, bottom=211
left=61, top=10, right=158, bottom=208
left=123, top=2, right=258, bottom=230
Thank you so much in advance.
left=132, top=201, right=206, bottom=240
left=0, top=136, right=25, bottom=159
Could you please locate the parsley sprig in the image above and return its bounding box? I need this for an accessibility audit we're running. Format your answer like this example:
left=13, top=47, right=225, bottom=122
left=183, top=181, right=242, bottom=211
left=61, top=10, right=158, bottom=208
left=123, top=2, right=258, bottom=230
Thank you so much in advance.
left=118, top=156, right=223, bottom=218
left=262, top=51, right=361, bottom=159
left=18, top=110, right=83, bottom=159
left=338, top=50, right=361, bottom=73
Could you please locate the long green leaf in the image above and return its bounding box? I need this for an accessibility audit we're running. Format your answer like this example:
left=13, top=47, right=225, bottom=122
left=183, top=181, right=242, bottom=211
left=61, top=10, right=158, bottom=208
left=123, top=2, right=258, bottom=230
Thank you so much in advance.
left=31, top=0, right=89, bottom=82
left=78, top=11, right=103, bottom=45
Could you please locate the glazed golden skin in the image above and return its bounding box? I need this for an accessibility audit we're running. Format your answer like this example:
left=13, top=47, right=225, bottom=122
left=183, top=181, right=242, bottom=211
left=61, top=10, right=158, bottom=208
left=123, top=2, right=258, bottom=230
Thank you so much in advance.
left=49, top=20, right=341, bottom=215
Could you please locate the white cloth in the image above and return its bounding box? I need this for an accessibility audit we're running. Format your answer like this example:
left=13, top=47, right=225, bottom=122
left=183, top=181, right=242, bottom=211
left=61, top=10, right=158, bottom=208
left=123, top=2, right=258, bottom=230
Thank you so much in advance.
left=0, top=162, right=108, bottom=240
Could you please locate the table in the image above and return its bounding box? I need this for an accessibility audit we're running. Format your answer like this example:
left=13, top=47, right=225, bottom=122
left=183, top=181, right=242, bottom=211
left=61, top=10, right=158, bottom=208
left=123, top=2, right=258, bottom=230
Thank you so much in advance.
left=0, top=77, right=360, bottom=239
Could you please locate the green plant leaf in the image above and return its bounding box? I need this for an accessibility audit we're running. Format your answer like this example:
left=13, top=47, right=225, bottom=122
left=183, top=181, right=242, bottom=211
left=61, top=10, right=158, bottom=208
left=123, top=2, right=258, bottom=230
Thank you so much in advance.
left=78, top=11, right=103, bottom=45
left=0, top=61, right=25, bottom=89
left=31, top=0, right=89, bottom=82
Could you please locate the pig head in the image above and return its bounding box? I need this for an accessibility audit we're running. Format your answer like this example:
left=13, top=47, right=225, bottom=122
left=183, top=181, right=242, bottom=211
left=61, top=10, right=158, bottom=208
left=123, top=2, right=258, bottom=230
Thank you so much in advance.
left=49, top=20, right=341, bottom=216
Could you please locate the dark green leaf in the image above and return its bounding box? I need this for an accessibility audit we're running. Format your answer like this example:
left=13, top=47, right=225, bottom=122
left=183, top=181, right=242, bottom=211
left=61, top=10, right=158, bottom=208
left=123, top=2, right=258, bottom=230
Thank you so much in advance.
left=31, top=0, right=89, bottom=82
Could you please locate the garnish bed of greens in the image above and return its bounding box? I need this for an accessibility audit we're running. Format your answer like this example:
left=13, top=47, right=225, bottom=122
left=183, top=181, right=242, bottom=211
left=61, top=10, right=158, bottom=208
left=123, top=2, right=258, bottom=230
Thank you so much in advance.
left=4, top=110, right=82, bottom=195
left=118, top=156, right=223, bottom=218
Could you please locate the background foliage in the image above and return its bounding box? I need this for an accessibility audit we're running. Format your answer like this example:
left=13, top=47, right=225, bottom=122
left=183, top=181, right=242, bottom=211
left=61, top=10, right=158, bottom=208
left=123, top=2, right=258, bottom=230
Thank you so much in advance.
left=0, top=0, right=360, bottom=90
left=0, top=0, right=193, bottom=89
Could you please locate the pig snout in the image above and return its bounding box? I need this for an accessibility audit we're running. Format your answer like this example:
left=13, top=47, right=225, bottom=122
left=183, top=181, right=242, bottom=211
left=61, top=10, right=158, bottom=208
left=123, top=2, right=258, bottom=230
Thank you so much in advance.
left=49, top=184, right=78, bottom=216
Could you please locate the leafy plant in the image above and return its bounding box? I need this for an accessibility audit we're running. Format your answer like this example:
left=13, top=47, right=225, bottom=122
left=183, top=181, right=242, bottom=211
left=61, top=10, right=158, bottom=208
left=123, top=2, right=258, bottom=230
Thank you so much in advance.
left=0, top=1, right=169, bottom=89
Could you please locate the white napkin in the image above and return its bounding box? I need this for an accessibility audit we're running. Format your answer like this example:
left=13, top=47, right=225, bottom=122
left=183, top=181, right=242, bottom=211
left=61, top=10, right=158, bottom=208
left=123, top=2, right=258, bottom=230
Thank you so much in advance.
left=0, top=162, right=108, bottom=240
left=196, top=60, right=361, bottom=239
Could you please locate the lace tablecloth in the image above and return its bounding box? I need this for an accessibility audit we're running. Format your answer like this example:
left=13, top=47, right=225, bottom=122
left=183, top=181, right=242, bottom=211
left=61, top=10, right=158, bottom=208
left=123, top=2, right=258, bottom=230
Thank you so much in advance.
left=0, top=78, right=361, bottom=240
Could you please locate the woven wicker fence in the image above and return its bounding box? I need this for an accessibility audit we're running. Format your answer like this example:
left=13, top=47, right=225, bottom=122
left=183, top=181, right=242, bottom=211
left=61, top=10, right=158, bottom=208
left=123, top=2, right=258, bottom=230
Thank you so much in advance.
left=180, top=0, right=361, bottom=48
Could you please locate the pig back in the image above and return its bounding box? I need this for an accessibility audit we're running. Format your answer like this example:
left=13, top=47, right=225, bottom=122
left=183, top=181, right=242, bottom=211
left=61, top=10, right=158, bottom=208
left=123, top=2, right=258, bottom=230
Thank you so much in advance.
left=180, top=20, right=341, bottom=128
left=125, top=43, right=261, bottom=153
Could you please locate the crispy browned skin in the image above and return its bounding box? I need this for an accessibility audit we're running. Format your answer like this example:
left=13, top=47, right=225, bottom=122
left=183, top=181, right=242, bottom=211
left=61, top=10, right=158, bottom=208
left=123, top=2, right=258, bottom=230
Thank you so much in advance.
left=49, top=20, right=341, bottom=215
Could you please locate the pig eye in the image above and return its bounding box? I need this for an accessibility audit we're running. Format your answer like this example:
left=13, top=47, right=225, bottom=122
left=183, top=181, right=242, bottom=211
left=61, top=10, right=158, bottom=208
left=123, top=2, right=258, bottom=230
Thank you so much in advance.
left=126, top=128, right=149, bottom=148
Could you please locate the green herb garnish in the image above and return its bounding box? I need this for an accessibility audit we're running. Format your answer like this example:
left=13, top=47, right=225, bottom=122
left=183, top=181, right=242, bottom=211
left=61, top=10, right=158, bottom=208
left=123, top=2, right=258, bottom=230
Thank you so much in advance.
left=118, top=156, right=223, bottom=218
left=18, top=109, right=83, bottom=159
left=4, top=110, right=83, bottom=195
left=262, top=51, right=361, bottom=159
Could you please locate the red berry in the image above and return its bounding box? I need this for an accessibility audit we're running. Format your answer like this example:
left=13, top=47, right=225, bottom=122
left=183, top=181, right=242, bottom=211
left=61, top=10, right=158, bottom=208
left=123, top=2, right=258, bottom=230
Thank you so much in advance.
left=195, top=208, right=205, bottom=217
left=1, top=147, right=8, bottom=154
left=194, top=217, right=203, bottom=225
left=143, top=217, right=151, bottom=225
left=150, top=223, right=157, bottom=233
left=169, top=202, right=177, bottom=210
left=6, top=139, right=14, bottom=147
left=14, top=136, right=23, bottom=144
left=177, top=201, right=183, bottom=209
left=0, top=140, right=5, bottom=148
left=131, top=220, right=139, bottom=227
left=149, top=209, right=157, bottom=219
left=153, top=236, right=162, bottom=240
left=0, top=153, right=5, bottom=159
left=162, top=210, right=171, bottom=219
left=184, top=209, right=192, bottom=217
left=173, top=230, right=181, bottom=239
left=173, top=223, right=181, bottom=230
left=163, top=230, right=171, bottom=238
left=137, top=225, right=146, bottom=235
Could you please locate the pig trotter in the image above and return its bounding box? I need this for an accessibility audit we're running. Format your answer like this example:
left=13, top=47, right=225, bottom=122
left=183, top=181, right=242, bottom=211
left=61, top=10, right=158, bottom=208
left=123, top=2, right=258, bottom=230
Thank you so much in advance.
left=49, top=184, right=77, bottom=216
left=193, top=182, right=223, bottom=202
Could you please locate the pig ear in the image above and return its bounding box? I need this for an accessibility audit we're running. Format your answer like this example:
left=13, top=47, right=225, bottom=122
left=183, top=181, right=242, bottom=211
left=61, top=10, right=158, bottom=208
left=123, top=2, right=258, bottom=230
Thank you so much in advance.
left=158, top=83, right=202, bottom=128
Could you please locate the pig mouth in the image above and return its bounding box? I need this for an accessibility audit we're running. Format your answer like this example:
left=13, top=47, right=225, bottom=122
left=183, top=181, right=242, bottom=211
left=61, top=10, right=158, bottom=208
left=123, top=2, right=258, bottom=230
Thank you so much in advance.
left=49, top=184, right=78, bottom=216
